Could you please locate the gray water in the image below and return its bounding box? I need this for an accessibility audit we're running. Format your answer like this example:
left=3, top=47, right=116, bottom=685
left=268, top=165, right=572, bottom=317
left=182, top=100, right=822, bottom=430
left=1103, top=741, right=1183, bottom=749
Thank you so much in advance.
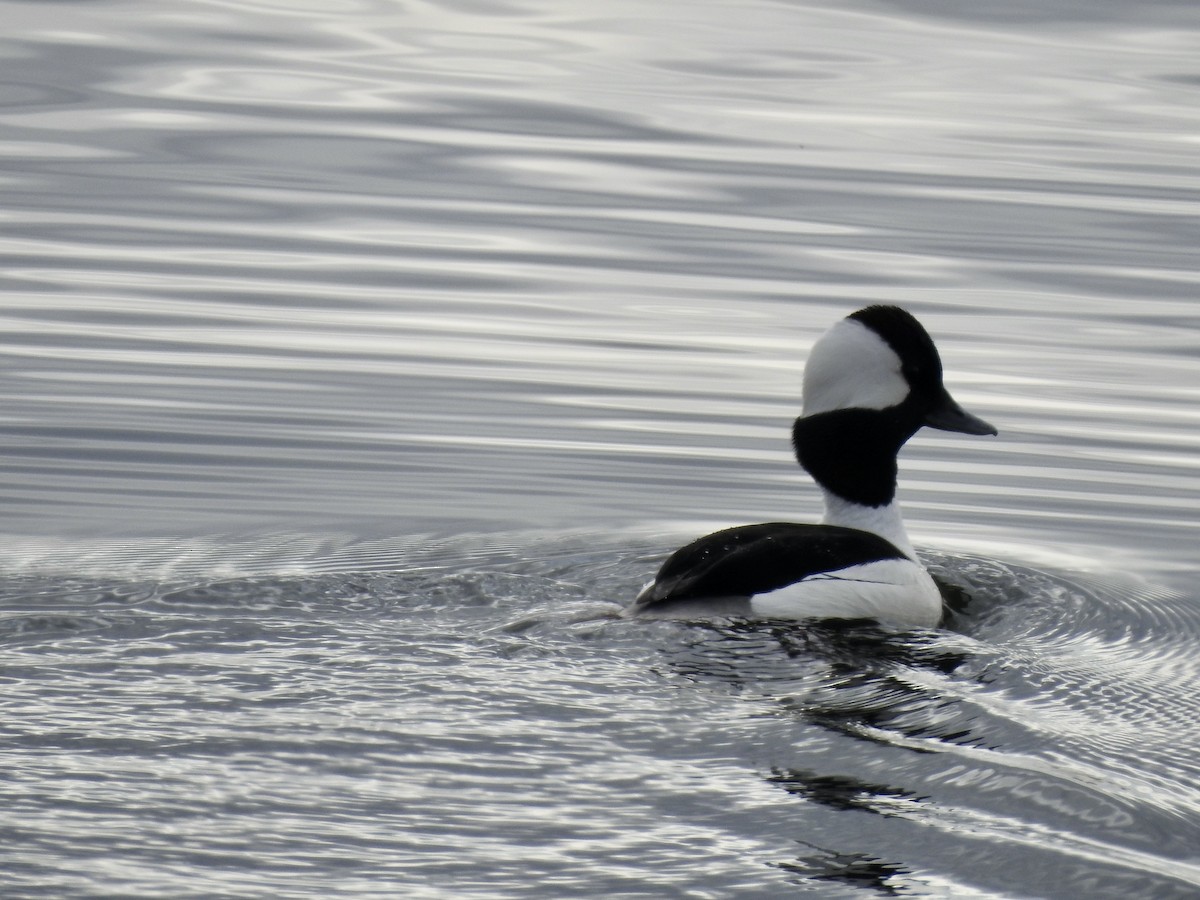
left=2, top=1, right=1199, bottom=897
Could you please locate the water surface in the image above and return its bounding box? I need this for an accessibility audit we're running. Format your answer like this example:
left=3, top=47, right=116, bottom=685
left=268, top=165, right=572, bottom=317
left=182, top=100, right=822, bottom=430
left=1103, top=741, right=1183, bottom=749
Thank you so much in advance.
left=1, top=0, right=1198, bottom=897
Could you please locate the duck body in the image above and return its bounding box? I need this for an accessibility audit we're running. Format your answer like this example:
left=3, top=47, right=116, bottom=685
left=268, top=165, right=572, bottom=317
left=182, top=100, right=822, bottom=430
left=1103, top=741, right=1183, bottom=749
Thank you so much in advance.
left=626, top=305, right=996, bottom=627
left=627, top=522, right=941, bottom=623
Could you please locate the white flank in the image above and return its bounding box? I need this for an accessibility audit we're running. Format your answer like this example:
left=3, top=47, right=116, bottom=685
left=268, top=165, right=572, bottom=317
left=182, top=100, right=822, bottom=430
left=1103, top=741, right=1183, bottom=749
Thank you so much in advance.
left=748, top=558, right=942, bottom=626
left=802, top=319, right=908, bottom=416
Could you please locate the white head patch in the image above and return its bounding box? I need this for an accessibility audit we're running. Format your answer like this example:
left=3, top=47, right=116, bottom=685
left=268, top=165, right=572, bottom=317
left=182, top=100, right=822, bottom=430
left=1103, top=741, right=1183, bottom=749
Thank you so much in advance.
left=802, top=318, right=909, bottom=416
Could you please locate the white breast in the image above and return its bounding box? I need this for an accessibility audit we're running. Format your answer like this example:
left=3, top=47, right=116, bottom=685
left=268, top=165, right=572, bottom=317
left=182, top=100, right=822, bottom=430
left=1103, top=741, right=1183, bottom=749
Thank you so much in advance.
left=747, top=558, right=942, bottom=626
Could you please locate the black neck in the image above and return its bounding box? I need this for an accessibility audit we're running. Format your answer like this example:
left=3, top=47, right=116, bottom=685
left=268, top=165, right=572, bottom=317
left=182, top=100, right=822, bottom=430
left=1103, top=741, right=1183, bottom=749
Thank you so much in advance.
left=792, top=409, right=919, bottom=508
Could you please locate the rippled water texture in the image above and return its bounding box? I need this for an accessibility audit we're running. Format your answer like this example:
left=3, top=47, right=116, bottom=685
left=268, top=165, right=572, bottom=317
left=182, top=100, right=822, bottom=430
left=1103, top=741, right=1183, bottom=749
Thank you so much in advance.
left=4, top=542, right=1199, bottom=898
left=1, top=0, right=1199, bottom=897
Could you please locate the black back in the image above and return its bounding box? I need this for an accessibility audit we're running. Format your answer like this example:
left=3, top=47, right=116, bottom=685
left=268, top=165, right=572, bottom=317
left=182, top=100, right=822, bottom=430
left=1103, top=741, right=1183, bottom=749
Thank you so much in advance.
left=631, top=522, right=907, bottom=614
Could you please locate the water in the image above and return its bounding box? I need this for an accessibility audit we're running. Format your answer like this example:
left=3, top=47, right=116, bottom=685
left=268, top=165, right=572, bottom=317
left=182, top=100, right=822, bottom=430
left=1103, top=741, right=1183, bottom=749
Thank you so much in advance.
left=1, top=0, right=1199, bottom=896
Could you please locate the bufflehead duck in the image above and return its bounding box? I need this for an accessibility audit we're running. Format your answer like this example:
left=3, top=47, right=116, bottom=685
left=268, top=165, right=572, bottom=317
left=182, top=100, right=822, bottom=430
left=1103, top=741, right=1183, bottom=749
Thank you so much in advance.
left=625, top=305, right=996, bottom=626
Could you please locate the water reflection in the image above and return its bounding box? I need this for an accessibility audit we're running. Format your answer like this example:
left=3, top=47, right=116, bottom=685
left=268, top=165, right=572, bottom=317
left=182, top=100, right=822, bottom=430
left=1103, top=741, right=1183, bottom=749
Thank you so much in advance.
left=767, top=767, right=920, bottom=817
left=778, top=847, right=909, bottom=896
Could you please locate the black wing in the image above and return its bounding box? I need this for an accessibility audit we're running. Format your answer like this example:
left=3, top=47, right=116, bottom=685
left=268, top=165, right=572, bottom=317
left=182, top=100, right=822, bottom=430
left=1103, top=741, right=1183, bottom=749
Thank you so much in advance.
left=631, top=523, right=905, bottom=614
